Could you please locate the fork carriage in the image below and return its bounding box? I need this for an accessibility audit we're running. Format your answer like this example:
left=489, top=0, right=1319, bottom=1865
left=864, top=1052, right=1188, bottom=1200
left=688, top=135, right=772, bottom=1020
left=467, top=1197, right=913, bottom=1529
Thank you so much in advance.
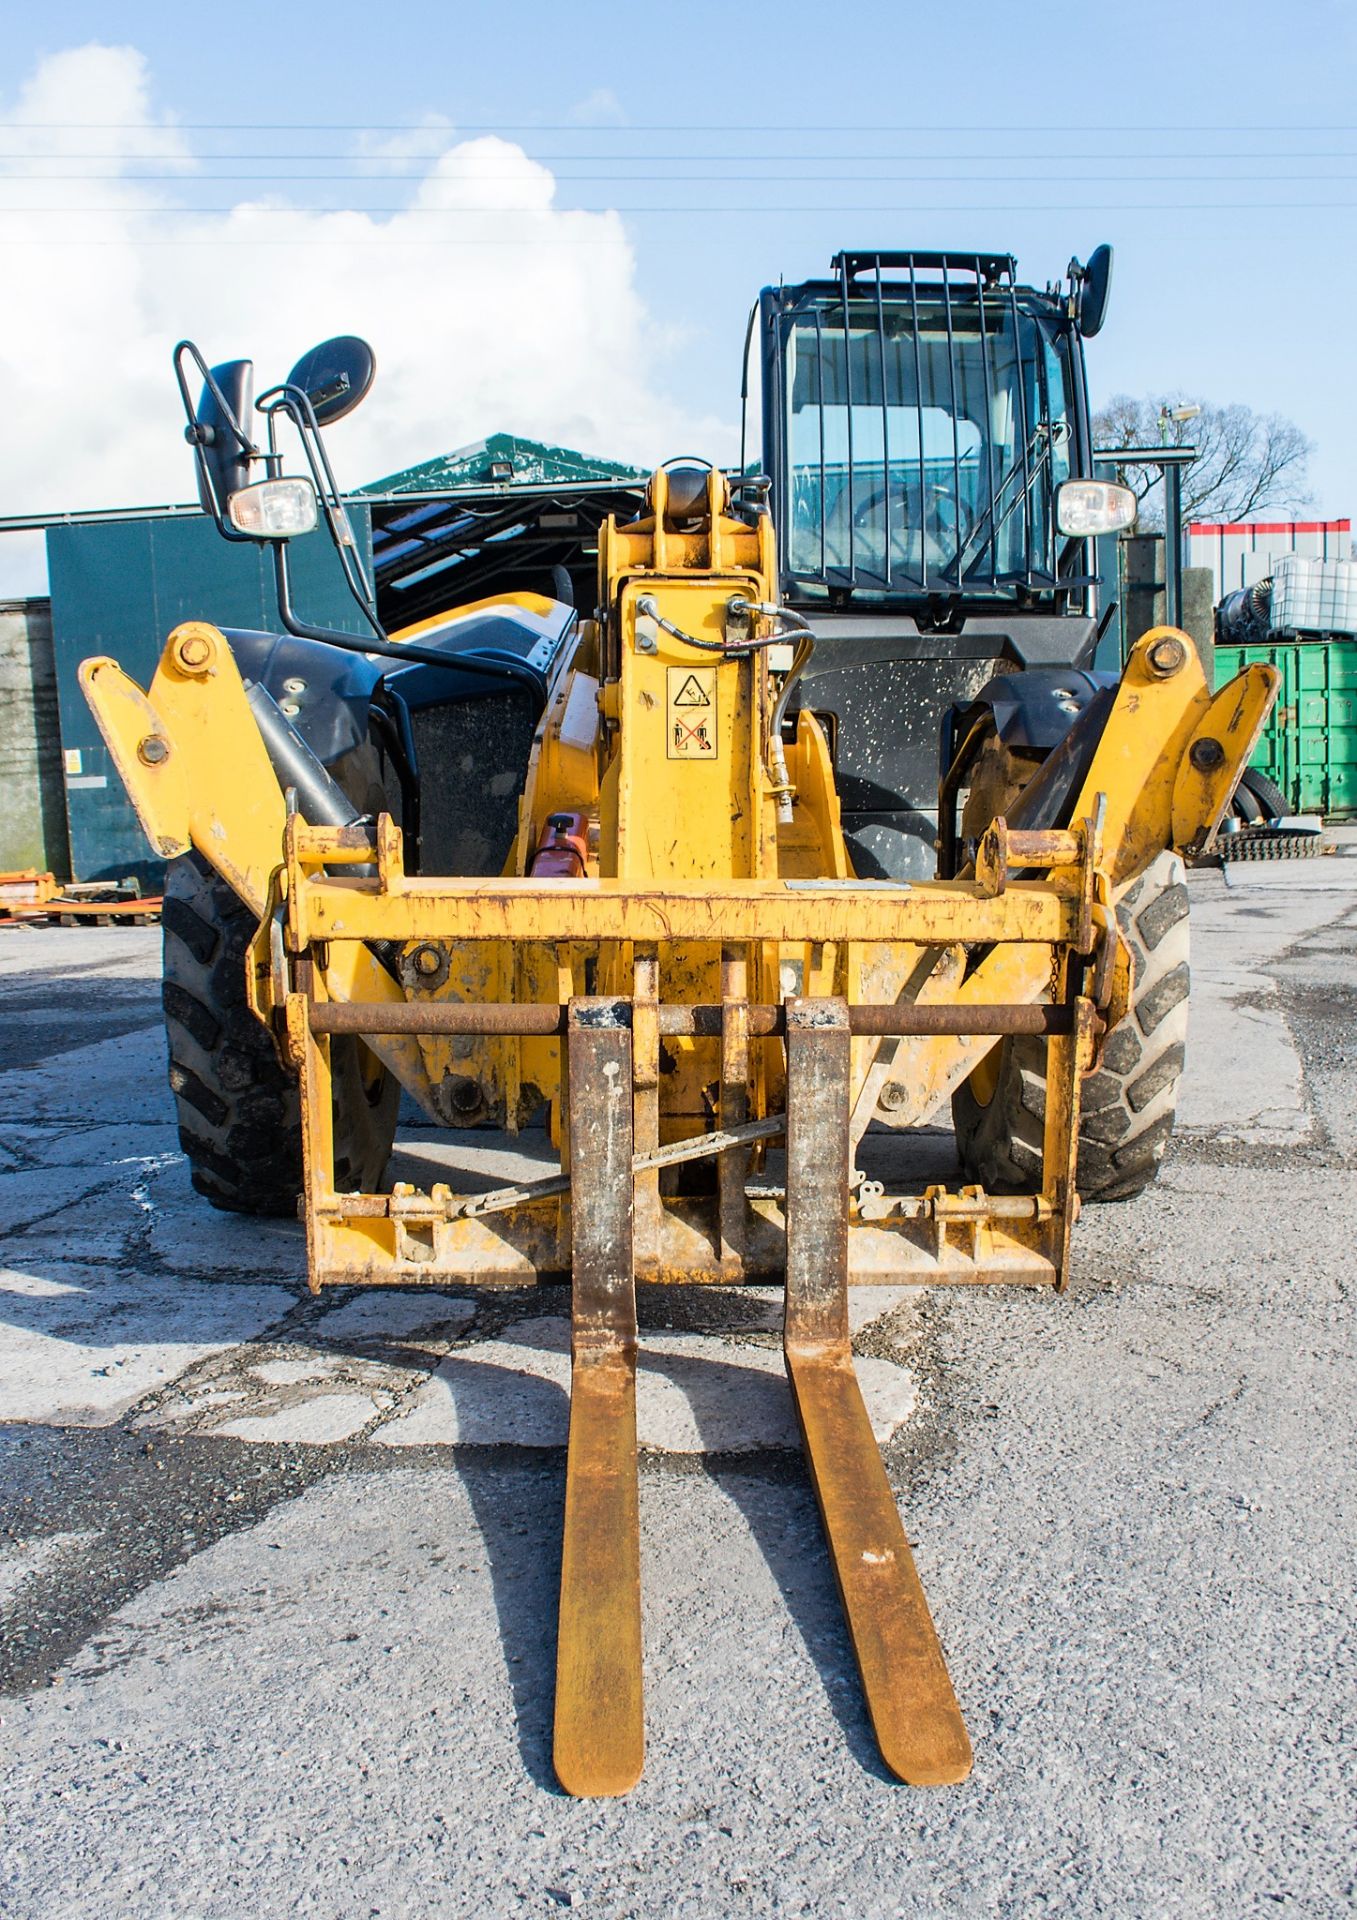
left=277, top=812, right=1108, bottom=1298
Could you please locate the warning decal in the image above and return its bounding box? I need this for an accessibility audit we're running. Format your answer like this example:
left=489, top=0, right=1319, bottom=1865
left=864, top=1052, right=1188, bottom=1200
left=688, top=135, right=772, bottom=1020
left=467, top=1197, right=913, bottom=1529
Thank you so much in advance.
left=666, top=666, right=718, bottom=759
left=672, top=673, right=710, bottom=707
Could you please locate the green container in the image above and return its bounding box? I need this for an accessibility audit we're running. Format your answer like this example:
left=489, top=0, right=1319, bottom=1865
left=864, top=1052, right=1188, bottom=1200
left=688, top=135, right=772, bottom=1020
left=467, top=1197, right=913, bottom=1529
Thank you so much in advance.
left=47, top=509, right=374, bottom=885
left=1214, top=637, right=1357, bottom=821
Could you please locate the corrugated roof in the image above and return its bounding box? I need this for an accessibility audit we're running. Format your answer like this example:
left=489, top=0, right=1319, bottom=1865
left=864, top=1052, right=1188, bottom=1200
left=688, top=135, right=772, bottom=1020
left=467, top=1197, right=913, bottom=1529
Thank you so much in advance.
left=362, top=431, right=645, bottom=496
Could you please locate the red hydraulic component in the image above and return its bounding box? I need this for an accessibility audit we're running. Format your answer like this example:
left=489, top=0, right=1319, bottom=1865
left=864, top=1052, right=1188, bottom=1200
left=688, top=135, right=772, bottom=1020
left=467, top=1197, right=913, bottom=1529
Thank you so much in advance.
left=530, top=811, right=589, bottom=879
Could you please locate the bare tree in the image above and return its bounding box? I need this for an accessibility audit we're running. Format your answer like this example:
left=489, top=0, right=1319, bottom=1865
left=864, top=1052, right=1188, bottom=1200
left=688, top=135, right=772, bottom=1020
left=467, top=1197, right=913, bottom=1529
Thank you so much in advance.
left=1092, top=392, right=1314, bottom=528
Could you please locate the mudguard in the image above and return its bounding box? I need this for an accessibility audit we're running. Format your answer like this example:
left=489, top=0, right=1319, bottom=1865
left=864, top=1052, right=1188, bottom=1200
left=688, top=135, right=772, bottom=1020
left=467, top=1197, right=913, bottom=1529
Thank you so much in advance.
left=221, top=628, right=381, bottom=767
left=219, top=597, right=576, bottom=773
left=962, top=665, right=1118, bottom=753
left=938, top=667, right=1120, bottom=874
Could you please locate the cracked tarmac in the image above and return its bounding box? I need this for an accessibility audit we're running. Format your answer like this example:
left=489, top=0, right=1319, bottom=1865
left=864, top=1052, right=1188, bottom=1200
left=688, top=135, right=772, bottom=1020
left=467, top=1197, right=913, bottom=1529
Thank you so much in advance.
left=1, top=842, right=1355, bottom=1918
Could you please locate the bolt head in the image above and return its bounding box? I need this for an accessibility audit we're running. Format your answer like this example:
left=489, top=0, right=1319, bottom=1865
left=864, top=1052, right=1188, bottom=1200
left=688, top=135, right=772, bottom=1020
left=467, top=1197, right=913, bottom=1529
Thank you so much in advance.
left=1146, top=635, right=1187, bottom=678
left=414, top=945, right=441, bottom=976
left=137, top=734, right=170, bottom=766
left=1190, top=736, right=1226, bottom=772
left=174, top=632, right=213, bottom=671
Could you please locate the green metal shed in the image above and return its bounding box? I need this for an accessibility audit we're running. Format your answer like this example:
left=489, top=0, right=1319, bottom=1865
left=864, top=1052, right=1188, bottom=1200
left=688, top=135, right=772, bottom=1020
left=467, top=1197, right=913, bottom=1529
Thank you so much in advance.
left=46, top=507, right=374, bottom=885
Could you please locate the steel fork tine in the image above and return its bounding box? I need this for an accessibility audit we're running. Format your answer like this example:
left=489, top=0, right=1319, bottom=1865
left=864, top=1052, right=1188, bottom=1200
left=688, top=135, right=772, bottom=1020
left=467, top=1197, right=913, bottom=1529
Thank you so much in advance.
left=553, top=1000, right=644, bottom=1797
left=783, top=999, right=973, bottom=1786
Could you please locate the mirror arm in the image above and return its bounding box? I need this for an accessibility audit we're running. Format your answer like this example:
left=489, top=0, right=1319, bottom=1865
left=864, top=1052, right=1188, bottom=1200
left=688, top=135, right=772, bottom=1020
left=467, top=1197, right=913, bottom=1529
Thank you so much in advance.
left=210, top=371, right=548, bottom=709
left=259, top=382, right=387, bottom=641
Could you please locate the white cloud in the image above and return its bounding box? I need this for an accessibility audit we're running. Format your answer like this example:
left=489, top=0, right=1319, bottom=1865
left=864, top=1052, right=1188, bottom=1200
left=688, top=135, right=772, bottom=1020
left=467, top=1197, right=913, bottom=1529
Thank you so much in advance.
left=351, top=113, right=456, bottom=172
left=0, top=45, right=729, bottom=595
left=569, top=87, right=628, bottom=127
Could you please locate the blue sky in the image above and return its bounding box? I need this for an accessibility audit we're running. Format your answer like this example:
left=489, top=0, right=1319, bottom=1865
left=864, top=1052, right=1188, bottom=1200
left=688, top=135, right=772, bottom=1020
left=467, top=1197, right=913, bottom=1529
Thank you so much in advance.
left=2, top=0, right=1354, bottom=589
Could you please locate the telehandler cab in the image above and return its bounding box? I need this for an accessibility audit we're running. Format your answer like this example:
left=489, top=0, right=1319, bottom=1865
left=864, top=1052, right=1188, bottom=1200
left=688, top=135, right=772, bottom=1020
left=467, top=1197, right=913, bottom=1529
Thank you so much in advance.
left=82, top=247, right=1277, bottom=1795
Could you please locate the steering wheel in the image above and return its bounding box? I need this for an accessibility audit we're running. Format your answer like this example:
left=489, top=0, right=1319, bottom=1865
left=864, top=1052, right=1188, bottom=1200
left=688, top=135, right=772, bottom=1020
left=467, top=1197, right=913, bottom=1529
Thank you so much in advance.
left=851, top=481, right=974, bottom=553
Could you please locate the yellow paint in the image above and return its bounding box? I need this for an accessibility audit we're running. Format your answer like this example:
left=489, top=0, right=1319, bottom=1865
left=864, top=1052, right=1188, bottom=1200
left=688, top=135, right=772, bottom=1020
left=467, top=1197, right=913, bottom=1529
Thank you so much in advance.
left=82, top=624, right=283, bottom=911
left=1171, top=662, right=1280, bottom=853
left=391, top=591, right=570, bottom=644
left=81, top=622, right=437, bottom=1116
left=1070, top=626, right=1278, bottom=887
left=78, top=471, right=1278, bottom=1299
left=294, top=868, right=1080, bottom=947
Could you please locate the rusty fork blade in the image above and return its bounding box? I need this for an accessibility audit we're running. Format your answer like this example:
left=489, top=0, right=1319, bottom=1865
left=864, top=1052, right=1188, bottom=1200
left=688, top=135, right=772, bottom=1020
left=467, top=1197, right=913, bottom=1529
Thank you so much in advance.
left=554, top=999, right=644, bottom=1797
left=786, top=1344, right=972, bottom=1786
left=782, top=997, right=971, bottom=1788
left=554, top=1348, right=644, bottom=1797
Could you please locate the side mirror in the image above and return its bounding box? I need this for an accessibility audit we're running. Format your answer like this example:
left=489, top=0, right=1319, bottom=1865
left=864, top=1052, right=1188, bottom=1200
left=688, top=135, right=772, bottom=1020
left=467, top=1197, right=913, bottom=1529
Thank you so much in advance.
left=1074, top=244, right=1113, bottom=338
left=285, top=335, right=376, bottom=426
left=189, top=359, right=255, bottom=515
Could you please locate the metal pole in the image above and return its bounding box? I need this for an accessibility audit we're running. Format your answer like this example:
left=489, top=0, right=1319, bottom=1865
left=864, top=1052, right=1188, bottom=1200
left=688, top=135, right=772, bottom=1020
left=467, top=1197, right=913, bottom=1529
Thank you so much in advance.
left=1163, top=460, right=1183, bottom=629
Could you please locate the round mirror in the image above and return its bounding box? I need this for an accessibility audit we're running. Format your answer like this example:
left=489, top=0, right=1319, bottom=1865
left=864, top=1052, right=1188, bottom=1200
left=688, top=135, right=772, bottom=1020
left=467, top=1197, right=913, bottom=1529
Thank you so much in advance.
left=285, top=335, right=376, bottom=426
left=1077, top=244, right=1113, bottom=339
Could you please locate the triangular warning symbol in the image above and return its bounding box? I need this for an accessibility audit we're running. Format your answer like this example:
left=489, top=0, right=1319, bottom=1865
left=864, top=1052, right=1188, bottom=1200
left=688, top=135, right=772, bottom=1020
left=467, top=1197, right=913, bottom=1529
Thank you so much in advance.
left=673, top=673, right=711, bottom=707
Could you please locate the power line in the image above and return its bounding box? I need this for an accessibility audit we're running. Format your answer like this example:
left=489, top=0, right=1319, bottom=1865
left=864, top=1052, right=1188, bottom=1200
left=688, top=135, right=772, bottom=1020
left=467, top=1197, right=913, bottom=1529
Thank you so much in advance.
left=5, top=238, right=633, bottom=247
left=7, top=201, right=1354, bottom=243
left=4, top=120, right=1357, bottom=132
left=6, top=168, right=1357, bottom=184
left=5, top=149, right=1357, bottom=165
left=4, top=192, right=1357, bottom=214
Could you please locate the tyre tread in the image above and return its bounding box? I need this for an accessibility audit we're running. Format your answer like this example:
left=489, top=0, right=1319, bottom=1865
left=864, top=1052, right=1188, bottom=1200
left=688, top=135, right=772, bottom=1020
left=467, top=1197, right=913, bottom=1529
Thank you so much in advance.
left=162, top=852, right=396, bottom=1217
left=954, top=851, right=1189, bottom=1204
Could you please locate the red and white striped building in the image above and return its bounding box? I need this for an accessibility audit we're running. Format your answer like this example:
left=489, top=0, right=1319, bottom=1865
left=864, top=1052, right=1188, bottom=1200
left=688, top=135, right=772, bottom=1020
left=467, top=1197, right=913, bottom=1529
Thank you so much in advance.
left=1187, top=518, right=1351, bottom=600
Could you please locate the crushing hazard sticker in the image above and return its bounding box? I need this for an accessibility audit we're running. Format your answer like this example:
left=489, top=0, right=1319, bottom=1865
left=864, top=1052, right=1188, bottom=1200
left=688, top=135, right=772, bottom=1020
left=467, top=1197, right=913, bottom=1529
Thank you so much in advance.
left=666, top=666, right=717, bottom=759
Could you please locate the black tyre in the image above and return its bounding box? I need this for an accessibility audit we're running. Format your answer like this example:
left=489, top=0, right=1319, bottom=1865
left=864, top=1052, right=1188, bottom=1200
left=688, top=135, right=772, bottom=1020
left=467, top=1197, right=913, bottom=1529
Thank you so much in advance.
left=162, top=852, right=399, bottom=1216
left=1229, top=779, right=1264, bottom=825
left=1233, top=767, right=1289, bottom=823
left=953, top=851, right=1190, bottom=1203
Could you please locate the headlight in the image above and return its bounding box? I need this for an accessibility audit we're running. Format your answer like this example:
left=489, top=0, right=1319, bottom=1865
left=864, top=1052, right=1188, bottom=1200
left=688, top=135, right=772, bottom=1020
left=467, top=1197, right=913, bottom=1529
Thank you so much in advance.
left=227, top=477, right=319, bottom=538
left=1056, top=479, right=1137, bottom=537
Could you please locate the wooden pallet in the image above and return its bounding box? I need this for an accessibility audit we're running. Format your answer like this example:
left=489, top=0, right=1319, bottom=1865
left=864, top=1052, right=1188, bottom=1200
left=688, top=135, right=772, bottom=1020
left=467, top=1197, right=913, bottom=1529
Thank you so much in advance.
left=0, top=871, right=161, bottom=926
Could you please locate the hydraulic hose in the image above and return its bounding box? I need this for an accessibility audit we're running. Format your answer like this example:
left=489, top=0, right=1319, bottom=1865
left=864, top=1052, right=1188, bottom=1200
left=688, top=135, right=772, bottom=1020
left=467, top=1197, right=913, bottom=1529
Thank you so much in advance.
left=270, top=543, right=551, bottom=710
left=739, top=601, right=817, bottom=827
left=275, top=623, right=550, bottom=711
left=631, top=593, right=817, bottom=825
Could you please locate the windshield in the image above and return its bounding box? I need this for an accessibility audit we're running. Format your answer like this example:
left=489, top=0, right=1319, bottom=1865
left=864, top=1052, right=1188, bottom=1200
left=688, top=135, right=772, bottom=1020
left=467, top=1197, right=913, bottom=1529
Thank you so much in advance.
left=781, top=288, right=1073, bottom=600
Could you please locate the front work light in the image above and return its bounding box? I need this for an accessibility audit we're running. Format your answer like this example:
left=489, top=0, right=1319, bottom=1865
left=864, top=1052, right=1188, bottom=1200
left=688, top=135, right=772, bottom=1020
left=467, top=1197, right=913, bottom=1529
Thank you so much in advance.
left=1056, top=479, right=1138, bottom=538
left=227, top=477, right=319, bottom=538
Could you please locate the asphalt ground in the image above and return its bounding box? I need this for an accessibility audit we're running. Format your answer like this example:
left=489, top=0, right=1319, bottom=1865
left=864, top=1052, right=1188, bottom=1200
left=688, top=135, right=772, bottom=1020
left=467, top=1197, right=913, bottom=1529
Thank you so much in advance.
left=1, top=843, right=1355, bottom=1919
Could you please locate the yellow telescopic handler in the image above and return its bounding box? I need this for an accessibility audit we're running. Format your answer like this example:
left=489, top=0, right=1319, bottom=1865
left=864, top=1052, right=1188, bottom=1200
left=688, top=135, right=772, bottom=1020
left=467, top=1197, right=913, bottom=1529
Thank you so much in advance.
left=83, top=254, right=1277, bottom=1795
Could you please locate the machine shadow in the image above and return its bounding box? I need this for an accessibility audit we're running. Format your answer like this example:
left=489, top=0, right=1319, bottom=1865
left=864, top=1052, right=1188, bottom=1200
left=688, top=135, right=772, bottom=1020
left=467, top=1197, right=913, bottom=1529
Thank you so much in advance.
left=452, top=1433, right=568, bottom=1794
left=634, top=1338, right=895, bottom=1784
left=422, top=1359, right=571, bottom=1789
left=440, top=1336, right=895, bottom=1790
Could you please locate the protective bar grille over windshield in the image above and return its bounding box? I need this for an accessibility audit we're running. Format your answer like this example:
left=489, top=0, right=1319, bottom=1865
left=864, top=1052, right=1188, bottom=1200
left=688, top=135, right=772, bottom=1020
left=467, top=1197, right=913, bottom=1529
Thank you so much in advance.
left=777, top=252, right=1073, bottom=602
